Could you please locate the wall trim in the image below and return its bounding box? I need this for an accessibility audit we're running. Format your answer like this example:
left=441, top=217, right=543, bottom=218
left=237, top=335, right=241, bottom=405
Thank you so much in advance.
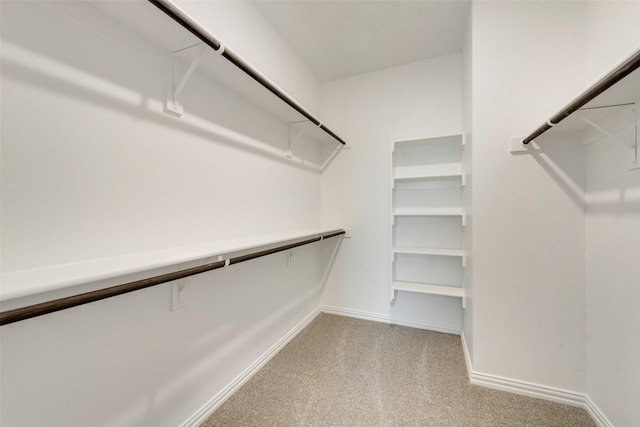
left=461, top=329, right=473, bottom=376
left=584, top=395, right=614, bottom=427
left=460, top=332, right=612, bottom=427
left=181, top=307, right=322, bottom=427
left=320, top=304, right=461, bottom=335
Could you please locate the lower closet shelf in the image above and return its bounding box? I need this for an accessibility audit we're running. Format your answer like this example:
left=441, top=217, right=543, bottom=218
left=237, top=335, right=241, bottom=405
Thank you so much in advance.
left=392, top=281, right=465, bottom=298
left=0, top=227, right=344, bottom=302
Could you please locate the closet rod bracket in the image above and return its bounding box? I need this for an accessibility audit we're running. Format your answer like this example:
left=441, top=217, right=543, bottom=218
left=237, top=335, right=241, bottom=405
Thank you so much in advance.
left=165, top=44, right=207, bottom=117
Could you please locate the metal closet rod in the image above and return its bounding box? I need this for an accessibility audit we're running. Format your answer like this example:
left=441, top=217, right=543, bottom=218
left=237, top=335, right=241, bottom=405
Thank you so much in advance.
left=148, top=0, right=347, bottom=146
left=0, top=230, right=345, bottom=326
left=523, top=49, right=640, bottom=145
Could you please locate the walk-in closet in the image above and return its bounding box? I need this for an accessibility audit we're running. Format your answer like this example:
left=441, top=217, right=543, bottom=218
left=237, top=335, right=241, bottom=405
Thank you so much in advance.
left=1, top=1, right=638, bottom=426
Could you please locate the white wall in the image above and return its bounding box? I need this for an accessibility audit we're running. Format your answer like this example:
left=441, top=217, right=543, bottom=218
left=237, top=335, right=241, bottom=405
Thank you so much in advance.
left=0, top=2, right=332, bottom=425
left=584, top=2, right=640, bottom=85
left=320, top=54, right=463, bottom=332
left=461, top=7, right=474, bottom=360
left=470, top=1, right=587, bottom=392
left=583, top=3, right=640, bottom=426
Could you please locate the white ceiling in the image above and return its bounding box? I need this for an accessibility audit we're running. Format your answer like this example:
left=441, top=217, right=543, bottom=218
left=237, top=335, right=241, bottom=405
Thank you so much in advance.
left=253, top=0, right=471, bottom=82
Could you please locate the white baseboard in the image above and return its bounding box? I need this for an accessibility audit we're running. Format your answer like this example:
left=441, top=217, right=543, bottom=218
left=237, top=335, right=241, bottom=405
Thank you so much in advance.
left=320, top=304, right=461, bottom=335
left=181, top=307, right=322, bottom=427
left=584, top=395, right=614, bottom=427
left=460, top=332, right=612, bottom=427
left=461, top=329, right=473, bottom=376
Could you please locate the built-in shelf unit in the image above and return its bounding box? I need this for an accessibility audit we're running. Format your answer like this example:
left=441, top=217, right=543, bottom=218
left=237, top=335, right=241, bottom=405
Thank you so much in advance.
left=390, top=134, right=466, bottom=306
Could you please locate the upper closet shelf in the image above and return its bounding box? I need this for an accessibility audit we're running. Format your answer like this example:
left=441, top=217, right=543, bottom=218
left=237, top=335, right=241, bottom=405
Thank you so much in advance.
left=516, top=47, right=640, bottom=168
left=90, top=0, right=347, bottom=150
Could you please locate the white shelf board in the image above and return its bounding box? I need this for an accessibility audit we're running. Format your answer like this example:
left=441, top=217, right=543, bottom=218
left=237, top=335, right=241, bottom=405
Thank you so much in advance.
left=393, top=207, right=464, bottom=217
left=89, top=1, right=340, bottom=147
left=394, top=162, right=463, bottom=183
left=392, top=281, right=465, bottom=298
left=393, top=247, right=464, bottom=257
left=393, top=133, right=464, bottom=148
left=0, top=227, right=344, bottom=302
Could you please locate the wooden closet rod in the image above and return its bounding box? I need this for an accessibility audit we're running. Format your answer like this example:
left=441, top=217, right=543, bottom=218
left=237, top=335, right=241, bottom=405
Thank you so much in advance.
left=148, top=0, right=347, bottom=146
left=0, top=230, right=345, bottom=326
left=523, top=49, right=640, bottom=145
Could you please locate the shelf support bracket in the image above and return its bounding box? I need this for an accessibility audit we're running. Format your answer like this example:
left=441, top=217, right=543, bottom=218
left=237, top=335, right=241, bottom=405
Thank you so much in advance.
left=575, top=113, right=632, bottom=148
left=576, top=105, right=639, bottom=170
left=166, top=44, right=207, bottom=117
left=287, top=121, right=309, bottom=159
left=320, top=144, right=344, bottom=171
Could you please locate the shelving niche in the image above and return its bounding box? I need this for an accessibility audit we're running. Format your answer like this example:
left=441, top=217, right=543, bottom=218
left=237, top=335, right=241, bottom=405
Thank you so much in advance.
left=390, top=134, right=466, bottom=306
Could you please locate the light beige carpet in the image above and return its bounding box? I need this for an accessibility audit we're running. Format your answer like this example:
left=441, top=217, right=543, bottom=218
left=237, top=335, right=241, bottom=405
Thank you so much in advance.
left=202, top=314, right=596, bottom=426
